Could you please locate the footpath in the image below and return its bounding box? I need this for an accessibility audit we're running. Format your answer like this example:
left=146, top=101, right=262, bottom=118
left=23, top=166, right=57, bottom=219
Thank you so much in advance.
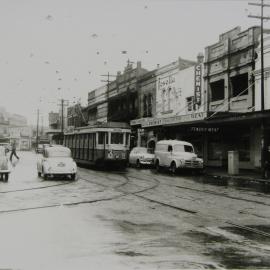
left=205, top=167, right=270, bottom=185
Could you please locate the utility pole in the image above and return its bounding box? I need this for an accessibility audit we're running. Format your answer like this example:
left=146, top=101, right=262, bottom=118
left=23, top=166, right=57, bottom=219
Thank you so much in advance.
left=36, top=109, right=39, bottom=148
left=57, top=99, right=69, bottom=134
left=101, top=72, right=117, bottom=121
left=248, top=0, right=270, bottom=178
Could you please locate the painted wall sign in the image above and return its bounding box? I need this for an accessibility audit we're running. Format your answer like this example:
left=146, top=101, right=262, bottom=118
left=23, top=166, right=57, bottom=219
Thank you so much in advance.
left=194, top=64, right=202, bottom=106
left=141, top=112, right=206, bottom=128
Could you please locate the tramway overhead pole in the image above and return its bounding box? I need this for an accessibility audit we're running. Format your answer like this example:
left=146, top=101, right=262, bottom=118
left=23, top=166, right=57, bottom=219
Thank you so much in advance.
left=248, top=0, right=270, bottom=178
left=101, top=73, right=117, bottom=120
left=58, top=99, right=69, bottom=134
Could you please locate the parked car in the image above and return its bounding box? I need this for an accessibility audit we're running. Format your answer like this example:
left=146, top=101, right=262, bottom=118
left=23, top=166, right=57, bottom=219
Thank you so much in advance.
left=129, top=147, right=154, bottom=168
left=154, top=140, right=204, bottom=174
left=0, top=146, right=11, bottom=181
left=37, top=146, right=77, bottom=180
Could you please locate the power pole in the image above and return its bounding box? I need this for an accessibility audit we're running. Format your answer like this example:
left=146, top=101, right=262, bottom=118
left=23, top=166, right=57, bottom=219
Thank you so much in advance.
left=248, top=0, right=270, bottom=178
left=101, top=72, right=117, bottom=121
left=58, top=99, right=69, bottom=134
left=36, top=109, right=39, bottom=147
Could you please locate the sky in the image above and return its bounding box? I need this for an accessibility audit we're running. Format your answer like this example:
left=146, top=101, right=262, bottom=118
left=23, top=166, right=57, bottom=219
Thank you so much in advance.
left=0, top=0, right=268, bottom=125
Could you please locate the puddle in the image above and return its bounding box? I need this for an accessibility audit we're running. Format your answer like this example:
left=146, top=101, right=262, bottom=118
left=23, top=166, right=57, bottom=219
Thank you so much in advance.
left=222, top=225, right=270, bottom=243
left=115, top=250, right=149, bottom=257
left=116, top=220, right=176, bottom=235
left=186, top=228, right=270, bottom=268
left=206, top=246, right=270, bottom=269
left=184, top=230, right=229, bottom=244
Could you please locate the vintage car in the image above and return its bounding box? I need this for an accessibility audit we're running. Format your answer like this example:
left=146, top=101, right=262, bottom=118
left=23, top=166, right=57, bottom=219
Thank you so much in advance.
left=128, top=147, right=154, bottom=168
left=155, top=140, right=204, bottom=174
left=0, top=146, right=11, bottom=181
left=37, top=146, right=77, bottom=180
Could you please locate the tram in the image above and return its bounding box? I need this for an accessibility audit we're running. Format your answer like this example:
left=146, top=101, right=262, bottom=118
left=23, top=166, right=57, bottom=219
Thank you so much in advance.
left=64, top=122, right=131, bottom=167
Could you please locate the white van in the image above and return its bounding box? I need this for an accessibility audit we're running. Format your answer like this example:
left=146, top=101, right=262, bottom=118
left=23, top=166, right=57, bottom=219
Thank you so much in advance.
left=154, top=140, right=203, bottom=173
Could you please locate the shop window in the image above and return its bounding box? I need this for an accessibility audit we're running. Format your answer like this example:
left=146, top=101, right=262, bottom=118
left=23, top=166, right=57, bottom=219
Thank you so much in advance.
left=186, top=96, right=194, bottom=112
left=210, top=79, right=225, bottom=101
left=208, top=141, right=223, bottom=160
left=231, top=73, right=248, bottom=97
left=237, top=136, right=250, bottom=162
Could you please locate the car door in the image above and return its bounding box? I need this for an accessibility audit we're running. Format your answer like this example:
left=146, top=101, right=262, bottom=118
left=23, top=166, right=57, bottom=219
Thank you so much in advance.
left=165, top=145, right=173, bottom=167
left=131, top=148, right=138, bottom=164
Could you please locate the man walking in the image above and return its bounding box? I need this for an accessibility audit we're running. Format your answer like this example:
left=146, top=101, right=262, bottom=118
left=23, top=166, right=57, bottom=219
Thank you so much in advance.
left=10, top=140, right=19, bottom=162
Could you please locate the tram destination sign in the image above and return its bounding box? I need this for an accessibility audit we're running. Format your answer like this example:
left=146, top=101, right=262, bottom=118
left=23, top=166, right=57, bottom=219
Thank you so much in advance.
left=141, top=112, right=206, bottom=128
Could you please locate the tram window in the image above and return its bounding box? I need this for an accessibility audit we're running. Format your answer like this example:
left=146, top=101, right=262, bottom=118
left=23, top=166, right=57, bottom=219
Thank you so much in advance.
left=98, top=132, right=105, bottom=144
left=111, top=133, right=124, bottom=144
left=125, top=133, right=130, bottom=146
left=106, top=133, right=108, bottom=144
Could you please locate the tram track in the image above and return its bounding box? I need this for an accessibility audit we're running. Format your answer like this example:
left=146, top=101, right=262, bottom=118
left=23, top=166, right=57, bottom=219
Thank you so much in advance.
left=127, top=170, right=270, bottom=207
left=1, top=168, right=270, bottom=239
left=0, top=181, right=74, bottom=194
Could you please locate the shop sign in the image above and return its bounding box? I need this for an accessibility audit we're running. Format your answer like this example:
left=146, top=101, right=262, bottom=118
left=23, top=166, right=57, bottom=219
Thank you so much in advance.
left=194, top=64, right=202, bottom=106
left=190, top=127, right=220, bottom=133
left=130, top=118, right=149, bottom=126
left=142, top=112, right=206, bottom=128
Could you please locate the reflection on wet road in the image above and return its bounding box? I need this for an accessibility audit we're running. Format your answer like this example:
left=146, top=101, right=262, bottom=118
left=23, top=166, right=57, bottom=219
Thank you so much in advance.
left=0, top=151, right=270, bottom=269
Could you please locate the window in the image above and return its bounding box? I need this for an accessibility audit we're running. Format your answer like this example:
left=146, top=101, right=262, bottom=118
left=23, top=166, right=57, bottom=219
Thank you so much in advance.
left=210, top=79, right=225, bottom=101
left=231, top=73, right=248, bottom=97
left=184, top=145, right=194, bottom=153
left=111, top=133, right=124, bottom=144
left=174, top=145, right=184, bottom=152
left=125, top=133, right=130, bottom=146
left=147, top=94, right=152, bottom=117
left=98, top=132, right=105, bottom=144
left=186, top=96, right=194, bottom=112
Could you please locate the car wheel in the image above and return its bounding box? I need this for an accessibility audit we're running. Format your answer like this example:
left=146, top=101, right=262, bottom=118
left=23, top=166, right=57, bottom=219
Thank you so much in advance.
left=43, top=173, right=48, bottom=180
left=71, top=174, right=76, bottom=181
left=170, top=162, right=176, bottom=175
left=155, top=160, right=160, bottom=172
left=136, top=159, right=141, bottom=168
left=38, top=172, right=41, bottom=177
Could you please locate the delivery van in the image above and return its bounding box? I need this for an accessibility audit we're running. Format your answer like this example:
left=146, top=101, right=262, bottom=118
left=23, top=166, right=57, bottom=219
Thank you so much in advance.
left=154, top=140, right=203, bottom=173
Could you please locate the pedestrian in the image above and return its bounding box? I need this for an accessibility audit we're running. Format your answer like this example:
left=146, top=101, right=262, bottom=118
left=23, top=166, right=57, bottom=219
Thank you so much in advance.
left=10, top=140, right=19, bottom=162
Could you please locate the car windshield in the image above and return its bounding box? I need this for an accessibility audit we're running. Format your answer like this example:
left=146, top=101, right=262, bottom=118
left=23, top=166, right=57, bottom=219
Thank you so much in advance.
left=137, top=148, right=147, bottom=153
left=184, top=145, right=194, bottom=153
left=173, top=144, right=194, bottom=153
left=45, top=147, right=71, bottom=158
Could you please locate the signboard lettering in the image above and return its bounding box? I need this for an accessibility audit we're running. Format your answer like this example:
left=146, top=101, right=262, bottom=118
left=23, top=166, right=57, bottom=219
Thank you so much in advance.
left=194, top=64, right=202, bottom=106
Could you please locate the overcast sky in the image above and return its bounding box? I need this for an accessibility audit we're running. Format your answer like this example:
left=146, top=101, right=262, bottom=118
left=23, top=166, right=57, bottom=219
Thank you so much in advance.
left=0, top=0, right=268, bottom=125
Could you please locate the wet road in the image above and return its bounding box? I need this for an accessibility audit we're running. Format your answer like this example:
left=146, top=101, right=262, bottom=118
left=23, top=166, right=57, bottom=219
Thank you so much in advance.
left=0, top=151, right=270, bottom=269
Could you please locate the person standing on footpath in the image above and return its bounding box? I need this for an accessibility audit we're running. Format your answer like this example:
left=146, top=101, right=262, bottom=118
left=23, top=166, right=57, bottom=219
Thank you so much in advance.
left=10, top=140, right=19, bottom=162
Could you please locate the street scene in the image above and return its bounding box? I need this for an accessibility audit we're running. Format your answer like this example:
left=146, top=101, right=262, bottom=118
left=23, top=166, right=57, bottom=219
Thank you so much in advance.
left=1, top=0, right=270, bottom=269
left=0, top=151, right=270, bottom=269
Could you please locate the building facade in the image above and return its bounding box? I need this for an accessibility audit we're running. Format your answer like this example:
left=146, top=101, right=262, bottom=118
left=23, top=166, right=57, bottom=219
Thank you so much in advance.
left=202, top=26, right=267, bottom=169
left=131, top=56, right=204, bottom=152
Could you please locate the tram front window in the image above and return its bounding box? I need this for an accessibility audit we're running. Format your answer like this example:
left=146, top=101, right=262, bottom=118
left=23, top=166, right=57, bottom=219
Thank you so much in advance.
left=111, top=133, right=124, bottom=144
